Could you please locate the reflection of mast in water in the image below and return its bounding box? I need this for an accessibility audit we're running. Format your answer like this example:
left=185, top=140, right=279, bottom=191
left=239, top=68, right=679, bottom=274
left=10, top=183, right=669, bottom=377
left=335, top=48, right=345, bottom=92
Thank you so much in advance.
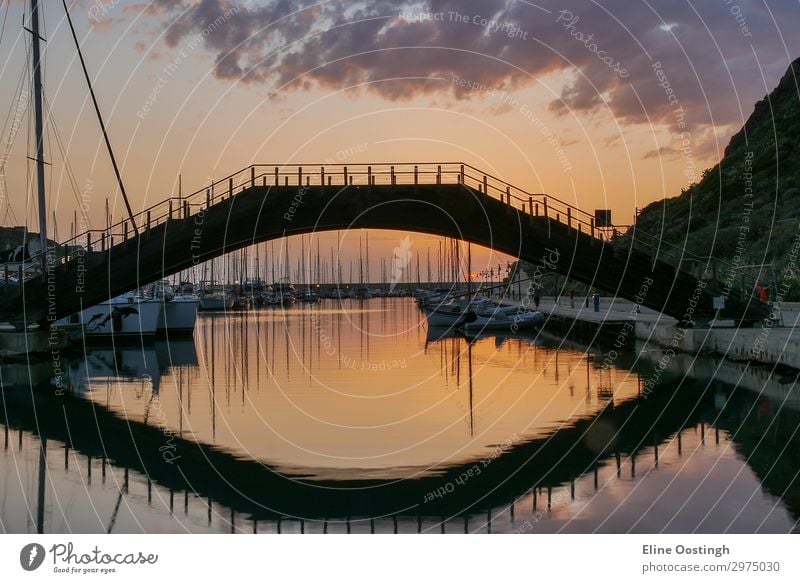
left=467, top=341, right=474, bottom=438
left=211, top=314, right=217, bottom=440
left=36, top=436, right=46, bottom=534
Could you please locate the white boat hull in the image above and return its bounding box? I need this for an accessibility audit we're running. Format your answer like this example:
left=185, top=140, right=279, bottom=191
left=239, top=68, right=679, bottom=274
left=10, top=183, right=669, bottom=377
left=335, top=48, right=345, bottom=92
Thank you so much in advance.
left=158, top=297, right=198, bottom=333
left=57, top=298, right=161, bottom=337
left=199, top=295, right=234, bottom=310
left=463, top=311, right=545, bottom=332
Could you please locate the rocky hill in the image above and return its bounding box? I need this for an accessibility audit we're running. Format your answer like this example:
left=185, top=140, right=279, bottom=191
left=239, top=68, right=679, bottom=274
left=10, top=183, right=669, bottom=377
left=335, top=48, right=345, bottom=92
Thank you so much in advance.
left=634, top=57, right=800, bottom=282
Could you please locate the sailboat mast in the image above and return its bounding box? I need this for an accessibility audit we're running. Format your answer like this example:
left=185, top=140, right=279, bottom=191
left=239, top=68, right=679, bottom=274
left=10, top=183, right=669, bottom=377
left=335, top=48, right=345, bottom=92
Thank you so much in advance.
left=29, top=0, right=47, bottom=262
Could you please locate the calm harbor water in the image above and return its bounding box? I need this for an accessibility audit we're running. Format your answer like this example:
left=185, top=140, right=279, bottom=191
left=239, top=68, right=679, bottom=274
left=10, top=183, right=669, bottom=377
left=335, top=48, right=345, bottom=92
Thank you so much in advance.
left=1, top=298, right=798, bottom=533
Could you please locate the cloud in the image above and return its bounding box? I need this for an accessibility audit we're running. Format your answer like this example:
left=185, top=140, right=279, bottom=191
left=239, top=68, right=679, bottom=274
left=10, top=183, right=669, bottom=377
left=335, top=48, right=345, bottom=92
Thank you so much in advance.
left=142, top=0, right=800, bottom=140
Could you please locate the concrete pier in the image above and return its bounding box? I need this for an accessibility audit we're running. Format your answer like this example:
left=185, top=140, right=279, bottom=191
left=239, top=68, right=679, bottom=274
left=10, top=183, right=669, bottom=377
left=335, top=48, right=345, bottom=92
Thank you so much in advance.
left=532, top=295, right=800, bottom=370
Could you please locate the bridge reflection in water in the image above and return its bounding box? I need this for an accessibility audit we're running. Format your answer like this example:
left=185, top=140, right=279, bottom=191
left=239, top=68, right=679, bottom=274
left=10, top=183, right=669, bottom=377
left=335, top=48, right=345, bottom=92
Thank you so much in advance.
left=1, top=299, right=798, bottom=533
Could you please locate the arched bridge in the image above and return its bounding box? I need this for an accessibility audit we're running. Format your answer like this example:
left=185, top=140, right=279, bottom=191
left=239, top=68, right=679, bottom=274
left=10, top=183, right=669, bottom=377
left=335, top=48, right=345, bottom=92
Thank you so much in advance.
left=0, top=163, right=769, bottom=325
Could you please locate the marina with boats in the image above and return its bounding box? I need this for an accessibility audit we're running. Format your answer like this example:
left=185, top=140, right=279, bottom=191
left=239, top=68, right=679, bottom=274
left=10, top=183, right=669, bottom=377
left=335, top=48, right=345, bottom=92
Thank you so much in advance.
left=1, top=0, right=799, bottom=548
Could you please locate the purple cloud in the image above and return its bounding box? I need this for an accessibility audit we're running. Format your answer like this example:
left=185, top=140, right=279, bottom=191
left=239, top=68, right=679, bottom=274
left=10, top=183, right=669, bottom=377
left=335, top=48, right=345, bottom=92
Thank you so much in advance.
left=141, top=0, right=800, bottom=140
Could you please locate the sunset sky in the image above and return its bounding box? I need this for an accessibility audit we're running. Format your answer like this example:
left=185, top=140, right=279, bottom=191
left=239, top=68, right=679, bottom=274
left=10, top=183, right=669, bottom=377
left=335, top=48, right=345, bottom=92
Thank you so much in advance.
left=0, top=0, right=798, bottom=281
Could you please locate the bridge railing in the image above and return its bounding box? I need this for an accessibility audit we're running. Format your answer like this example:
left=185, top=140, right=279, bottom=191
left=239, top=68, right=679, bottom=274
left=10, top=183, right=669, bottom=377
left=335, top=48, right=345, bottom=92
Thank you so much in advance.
left=17, top=162, right=767, bottom=305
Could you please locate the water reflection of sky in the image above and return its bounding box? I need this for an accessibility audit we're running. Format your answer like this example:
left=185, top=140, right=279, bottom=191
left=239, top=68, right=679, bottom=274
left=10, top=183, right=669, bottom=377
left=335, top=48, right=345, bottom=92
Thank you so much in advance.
left=1, top=299, right=798, bottom=533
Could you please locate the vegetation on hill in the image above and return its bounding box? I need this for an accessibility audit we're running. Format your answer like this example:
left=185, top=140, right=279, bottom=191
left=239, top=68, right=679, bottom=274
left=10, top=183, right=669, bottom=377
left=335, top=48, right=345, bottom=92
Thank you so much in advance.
left=633, top=57, right=800, bottom=297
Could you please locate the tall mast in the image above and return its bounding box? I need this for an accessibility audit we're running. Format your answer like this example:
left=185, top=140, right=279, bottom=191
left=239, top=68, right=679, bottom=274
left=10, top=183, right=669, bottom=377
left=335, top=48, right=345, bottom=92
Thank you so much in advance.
left=62, top=0, right=137, bottom=233
left=29, top=0, right=47, bottom=262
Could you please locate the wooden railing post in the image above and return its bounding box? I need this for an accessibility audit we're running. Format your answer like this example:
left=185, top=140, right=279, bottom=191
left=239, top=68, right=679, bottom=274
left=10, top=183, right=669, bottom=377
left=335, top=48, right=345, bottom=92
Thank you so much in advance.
left=87, top=232, right=91, bottom=251
left=414, top=165, right=418, bottom=184
left=206, top=189, right=210, bottom=208
left=460, top=164, right=464, bottom=183
left=505, top=186, right=510, bottom=205
left=124, top=221, right=128, bottom=240
left=228, top=178, right=233, bottom=198
left=147, top=211, right=151, bottom=230
left=367, top=166, right=372, bottom=186
left=298, top=166, right=302, bottom=186
left=250, top=167, right=255, bottom=188
left=543, top=196, right=548, bottom=217
left=567, top=207, right=572, bottom=227
left=437, top=165, right=441, bottom=185
left=274, top=167, right=279, bottom=186
left=344, top=166, right=348, bottom=185
left=483, top=175, right=488, bottom=195
left=168, top=200, right=173, bottom=219
left=390, top=165, right=395, bottom=185
left=528, top=196, right=533, bottom=215
left=591, top=218, right=595, bottom=237
left=321, top=166, right=325, bottom=186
